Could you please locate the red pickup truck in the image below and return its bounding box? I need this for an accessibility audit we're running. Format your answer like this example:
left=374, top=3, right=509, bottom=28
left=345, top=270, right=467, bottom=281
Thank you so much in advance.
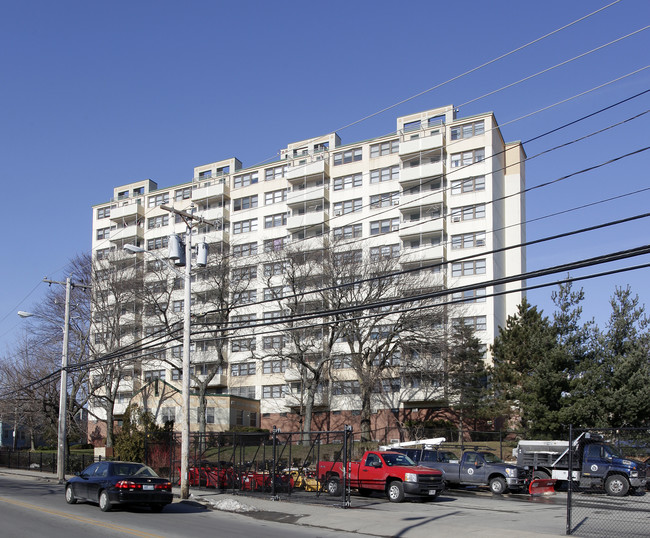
left=318, top=450, right=445, bottom=502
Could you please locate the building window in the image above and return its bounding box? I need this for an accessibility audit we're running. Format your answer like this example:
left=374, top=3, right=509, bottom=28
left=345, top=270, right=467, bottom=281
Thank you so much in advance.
left=333, top=224, right=362, bottom=240
left=451, top=176, right=485, bottom=195
left=451, top=204, right=486, bottom=222
left=148, top=193, right=169, bottom=207
left=333, top=198, right=362, bottom=215
left=230, top=386, right=256, bottom=398
left=263, top=261, right=287, bottom=277
left=144, top=370, right=165, bottom=381
left=370, top=165, right=399, bottom=183
left=451, top=231, right=486, bottom=249
left=332, top=355, right=352, bottom=369
left=332, top=380, right=360, bottom=395
left=233, top=172, right=259, bottom=189
left=451, top=259, right=487, bottom=277
left=265, top=165, right=287, bottom=181
left=403, top=120, right=421, bottom=133
left=262, top=335, right=287, bottom=350
left=370, top=218, right=400, bottom=235
left=262, top=359, right=288, bottom=374
left=174, top=187, right=192, bottom=201
left=263, top=286, right=289, bottom=301
left=232, top=289, right=257, bottom=305
left=265, top=189, right=287, bottom=205
left=233, top=195, right=258, bottom=211
left=96, top=227, right=111, bottom=240
left=264, top=213, right=288, bottom=228
left=231, top=338, right=256, bottom=352
left=333, top=173, right=362, bottom=191
left=233, top=218, right=257, bottom=234
left=333, top=147, right=362, bottom=166
left=370, top=139, right=399, bottom=157
left=452, top=316, right=487, bottom=331
left=450, top=120, right=485, bottom=141
left=451, top=288, right=486, bottom=303
left=232, top=242, right=257, bottom=258
left=97, top=207, right=111, bottom=219
left=161, top=407, right=175, bottom=423
left=147, top=236, right=169, bottom=250
left=206, top=407, right=215, bottom=424
left=264, top=237, right=287, bottom=252
left=172, top=300, right=184, bottom=313
left=231, top=314, right=257, bottom=328
left=370, top=192, right=399, bottom=209
left=148, top=215, right=169, bottom=229
left=231, top=362, right=256, bottom=376
left=334, top=250, right=362, bottom=264
left=231, top=265, right=257, bottom=281
left=262, top=385, right=286, bottom=398
left=450, top=148, right=485, bottom=168
left=263, top=310, right=286, bottom=321
left=370, top=244, right=400, bottom=260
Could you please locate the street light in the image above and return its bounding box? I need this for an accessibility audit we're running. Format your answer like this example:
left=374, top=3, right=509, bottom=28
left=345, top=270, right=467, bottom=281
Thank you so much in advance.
left=18, top=277, right=72, bottom=484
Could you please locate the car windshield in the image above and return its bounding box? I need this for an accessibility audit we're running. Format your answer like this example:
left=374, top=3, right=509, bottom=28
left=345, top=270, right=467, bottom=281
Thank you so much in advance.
left=382, top=453, right=416, bottom=466
left=481, top=452, right=504, bottom=464
left=112, top=463, right=159, bottom=477
left=603, top=444, right=624, bottom=459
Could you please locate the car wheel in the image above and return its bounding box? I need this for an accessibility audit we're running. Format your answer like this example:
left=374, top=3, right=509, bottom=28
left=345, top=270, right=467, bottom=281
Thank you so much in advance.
left=326, top=477, right=341, bottom=496
left=387, top=481, right=405, bottom=503
left=150, top=504, right=167, bottom=512
left=605, top=475, right=629, bottom=497
left=65, top=485, right=77, bottom=504
left=489, top=477, right=507, bottom=495
left=99, top=490, right=111, bottom=512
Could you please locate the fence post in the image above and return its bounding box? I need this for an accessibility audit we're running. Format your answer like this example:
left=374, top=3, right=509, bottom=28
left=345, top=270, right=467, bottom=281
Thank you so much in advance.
left=271, top=426, right=278, bottom=498
left=566, top=424, right=573, bottom=535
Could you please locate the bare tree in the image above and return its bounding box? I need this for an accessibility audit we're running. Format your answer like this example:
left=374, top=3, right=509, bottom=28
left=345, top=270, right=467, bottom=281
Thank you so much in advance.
left=261, top=239, right=343, bottom=441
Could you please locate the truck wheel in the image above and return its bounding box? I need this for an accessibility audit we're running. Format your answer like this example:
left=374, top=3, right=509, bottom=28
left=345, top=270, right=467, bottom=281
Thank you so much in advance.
left=489, top=477, right=507, bottom=495
left=387, top=481, right=405, bottom=503
left=326, top=477, right=341, bottom=496
left=605, top=475, right=629, bottom=497
left=533, top=470, right=550, bottom=480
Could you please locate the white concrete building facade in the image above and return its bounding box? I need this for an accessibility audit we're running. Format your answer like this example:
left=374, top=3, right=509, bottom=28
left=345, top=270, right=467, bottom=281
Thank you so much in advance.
left=89, top=105, right=525, bottom=440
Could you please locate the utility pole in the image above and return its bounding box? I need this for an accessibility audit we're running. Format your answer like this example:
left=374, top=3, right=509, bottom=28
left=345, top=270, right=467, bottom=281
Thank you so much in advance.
left=160, top=204, right=211, bottom=500
left=41, top=276, right=89, bottom=483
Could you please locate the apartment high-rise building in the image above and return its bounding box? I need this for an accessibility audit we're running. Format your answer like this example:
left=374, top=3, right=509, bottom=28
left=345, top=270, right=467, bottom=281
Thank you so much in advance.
left=89, top=105, right=525, bottom=443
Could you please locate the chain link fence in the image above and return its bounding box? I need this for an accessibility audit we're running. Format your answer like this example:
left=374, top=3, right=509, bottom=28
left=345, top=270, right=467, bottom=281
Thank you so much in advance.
left=566, top=427, right=650, bottom=537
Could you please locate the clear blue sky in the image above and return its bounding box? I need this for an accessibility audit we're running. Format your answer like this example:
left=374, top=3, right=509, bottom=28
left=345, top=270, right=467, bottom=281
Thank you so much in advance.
left=1, top=0, right=648, bottom=351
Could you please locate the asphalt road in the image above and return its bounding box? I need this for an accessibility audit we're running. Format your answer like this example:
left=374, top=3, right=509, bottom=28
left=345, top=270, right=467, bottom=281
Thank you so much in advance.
left=0, top=475, right=359, bottom=538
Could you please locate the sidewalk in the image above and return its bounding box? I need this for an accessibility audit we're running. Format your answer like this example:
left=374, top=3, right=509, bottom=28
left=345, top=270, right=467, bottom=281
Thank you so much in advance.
left=0, top=468, right=562, bottom=537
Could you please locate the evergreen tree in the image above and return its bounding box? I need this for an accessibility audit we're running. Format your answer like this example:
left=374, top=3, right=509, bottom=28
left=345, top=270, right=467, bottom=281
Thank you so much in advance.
left=447, top=323, right=487, bottom=431
left=491, top=299, right=570, bottom=437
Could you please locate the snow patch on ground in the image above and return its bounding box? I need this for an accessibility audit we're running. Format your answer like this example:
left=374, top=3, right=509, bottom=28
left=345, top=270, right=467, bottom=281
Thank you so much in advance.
left=209, top=498, right=259, bottom=513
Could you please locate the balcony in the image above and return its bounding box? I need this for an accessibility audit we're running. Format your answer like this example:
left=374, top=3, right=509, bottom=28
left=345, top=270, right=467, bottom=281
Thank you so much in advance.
left=398, top=217, right=444, bottom=239
left=287, top=209, right=329, bottom=231
left=287, top=185, right=330, bottom=207
left=399, top=161, right=444, bottom=184
left=400, top=244, right=446, bottom=265
left=399, top=190, right=444, bottom=211
left=285, top=160, right=330, bottom=183
left=285, top=391, right=330, bottom=409
left=191, top=179, right=230, bottom=201
left=110, top=201, right=144, bottom=222
left=191, top=374, right=227, bottom=388
left=109, top=224, right=144, bottom=243
left=399, top=130, right=444, bottom=156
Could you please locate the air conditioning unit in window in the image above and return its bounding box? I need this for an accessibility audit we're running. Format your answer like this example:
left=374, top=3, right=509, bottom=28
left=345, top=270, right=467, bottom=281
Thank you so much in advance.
left=335, top=211, right=342, bottom=216
left=452, top=216, right=461, bottom=222
left=476, top=239, right=485, bottom=246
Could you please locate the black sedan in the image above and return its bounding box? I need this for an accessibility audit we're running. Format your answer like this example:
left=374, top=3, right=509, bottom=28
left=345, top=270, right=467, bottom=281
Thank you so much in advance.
left=65, top=461, right=173, bottom=512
